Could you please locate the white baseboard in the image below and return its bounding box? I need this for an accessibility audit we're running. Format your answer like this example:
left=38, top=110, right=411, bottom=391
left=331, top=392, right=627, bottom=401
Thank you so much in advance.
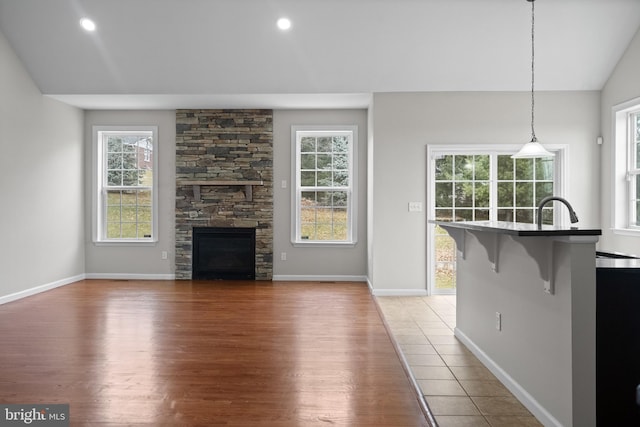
left=0, top=274, right=85, bottom=305
left=454, top=328, right=563, bottom=427
left=364, top=277, right=429, bottom=296
left=272, top=274, right=367, bottom=282
left=370, top=288, right=429, bottom=296
left=84, top=273, right=176, bottom=280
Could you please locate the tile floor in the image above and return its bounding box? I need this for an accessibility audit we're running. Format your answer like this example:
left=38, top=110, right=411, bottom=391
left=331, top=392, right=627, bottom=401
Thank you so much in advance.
left=376, top=295, right=543, bottom=427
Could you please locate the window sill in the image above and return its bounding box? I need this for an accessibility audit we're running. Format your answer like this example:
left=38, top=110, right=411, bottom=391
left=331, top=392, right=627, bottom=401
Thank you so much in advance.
left=293, top=240, right=357, bottom=248
left=94, top=240, right=157, bottom=247
left=611, top=228, right=640, bottom=237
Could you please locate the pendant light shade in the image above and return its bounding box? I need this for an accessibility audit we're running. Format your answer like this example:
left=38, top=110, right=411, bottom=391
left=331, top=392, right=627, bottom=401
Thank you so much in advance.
left=512, top=138, right=555, bottom=158
left=512, top=0, right=554, bottom=159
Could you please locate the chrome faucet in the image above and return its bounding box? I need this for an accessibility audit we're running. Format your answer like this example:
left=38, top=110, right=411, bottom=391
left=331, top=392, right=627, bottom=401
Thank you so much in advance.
left=537, top=196, right=579, bottom=229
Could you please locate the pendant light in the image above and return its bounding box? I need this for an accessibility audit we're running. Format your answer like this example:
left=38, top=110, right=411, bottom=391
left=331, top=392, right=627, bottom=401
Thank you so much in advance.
left=512, top=0, right=554, bottom=159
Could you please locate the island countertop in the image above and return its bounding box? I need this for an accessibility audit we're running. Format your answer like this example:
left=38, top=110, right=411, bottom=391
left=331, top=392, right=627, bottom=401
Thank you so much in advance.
left=429, top=220, right=602, bottom=237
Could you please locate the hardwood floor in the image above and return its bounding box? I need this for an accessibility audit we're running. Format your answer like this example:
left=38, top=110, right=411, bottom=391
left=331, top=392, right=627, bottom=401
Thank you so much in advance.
left=0, top=280, right=431, bottom=426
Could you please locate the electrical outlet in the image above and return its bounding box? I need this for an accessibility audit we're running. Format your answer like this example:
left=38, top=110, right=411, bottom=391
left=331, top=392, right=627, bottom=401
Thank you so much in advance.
left=280, top=252, right=287, bottom=261
left=281, top=180, right=287, bottom=189
left=161, top=251, right=168, bottom=260
left=495, top=312, right=502, bottom=331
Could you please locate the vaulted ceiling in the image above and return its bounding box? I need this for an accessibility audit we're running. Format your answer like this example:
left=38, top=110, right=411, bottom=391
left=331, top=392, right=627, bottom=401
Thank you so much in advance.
left=1, top=0, right=639, bottom=109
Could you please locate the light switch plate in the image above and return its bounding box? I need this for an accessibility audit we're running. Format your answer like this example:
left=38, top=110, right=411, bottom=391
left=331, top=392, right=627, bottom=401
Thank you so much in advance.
left=408, top=202, right=423, bottom=212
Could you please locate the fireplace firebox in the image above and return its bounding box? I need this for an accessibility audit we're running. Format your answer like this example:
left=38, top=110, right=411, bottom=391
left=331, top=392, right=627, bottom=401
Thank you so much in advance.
left=192, top=227, right=256, bottom=280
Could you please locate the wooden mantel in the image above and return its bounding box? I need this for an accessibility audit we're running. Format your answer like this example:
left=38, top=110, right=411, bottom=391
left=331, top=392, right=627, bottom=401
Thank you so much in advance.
left=180, top=180, right=264, bottom=202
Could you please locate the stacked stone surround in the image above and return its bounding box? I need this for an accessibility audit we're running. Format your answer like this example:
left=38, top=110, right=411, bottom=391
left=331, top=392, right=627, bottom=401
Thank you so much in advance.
left=175, top=109, right=273, bottom=280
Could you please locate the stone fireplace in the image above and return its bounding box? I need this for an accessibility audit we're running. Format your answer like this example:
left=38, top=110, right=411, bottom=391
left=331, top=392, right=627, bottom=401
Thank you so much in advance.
left=175, top=109, right=273, bottom=280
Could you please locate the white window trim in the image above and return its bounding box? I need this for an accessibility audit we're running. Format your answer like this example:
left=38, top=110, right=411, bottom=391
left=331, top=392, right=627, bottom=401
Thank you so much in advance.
left=426, top=143, right=568, bottom=295
left=611, top=97, right=640, bottom=236
left=92, top=125, right=159, bottom=245
left=290, top=125, right=358, bottom=247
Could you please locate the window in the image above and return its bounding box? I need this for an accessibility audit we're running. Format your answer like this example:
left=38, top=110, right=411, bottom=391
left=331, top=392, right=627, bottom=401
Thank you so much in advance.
left=631, top=111, right=640, bottom=228
left=434, top=154, right=555, bottom=224
left=429, top=145, right=564, bottom=294
left=292, top=126, right=357, bottom=245
left=497, top=156, right=555, bottom=224
left=93, top=126, right=158, bottom=243
left=613, top=98, right=640, bottom=233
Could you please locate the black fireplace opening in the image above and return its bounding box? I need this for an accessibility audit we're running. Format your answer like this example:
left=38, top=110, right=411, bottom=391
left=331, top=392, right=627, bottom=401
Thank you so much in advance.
left=192, top=227, right=256, bottom=280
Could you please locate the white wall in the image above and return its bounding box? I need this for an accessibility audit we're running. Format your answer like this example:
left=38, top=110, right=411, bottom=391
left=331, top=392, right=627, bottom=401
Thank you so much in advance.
left=600, top=27, right=640, bottom=256
left=272, top=109, right=368, bottom=280
left=369, top=91, right=601, bottom=292
left=0, top=30, right=84, bottom=300
left=83, top=110, right=176, bottom=278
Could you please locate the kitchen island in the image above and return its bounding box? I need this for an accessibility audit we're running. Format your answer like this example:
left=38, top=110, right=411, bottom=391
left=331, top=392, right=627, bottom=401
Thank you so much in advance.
left=432, top=220, right=601, bottom=427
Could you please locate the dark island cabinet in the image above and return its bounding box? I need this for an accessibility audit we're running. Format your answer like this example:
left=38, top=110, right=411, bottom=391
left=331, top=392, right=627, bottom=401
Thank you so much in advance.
left=596, top=253, right=640, bottom=426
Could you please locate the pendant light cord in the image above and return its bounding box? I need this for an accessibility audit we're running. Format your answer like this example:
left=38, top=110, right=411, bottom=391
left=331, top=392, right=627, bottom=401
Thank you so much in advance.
left=530, top=0, right=537, bottom=143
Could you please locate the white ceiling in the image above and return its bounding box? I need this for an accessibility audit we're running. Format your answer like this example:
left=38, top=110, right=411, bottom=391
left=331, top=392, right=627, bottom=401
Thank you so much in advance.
left=1, top=0, right=639, bottom=109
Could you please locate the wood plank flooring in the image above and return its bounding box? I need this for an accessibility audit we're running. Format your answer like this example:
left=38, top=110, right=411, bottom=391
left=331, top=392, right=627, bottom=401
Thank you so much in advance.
left=0, top=280, right=431, bottom=426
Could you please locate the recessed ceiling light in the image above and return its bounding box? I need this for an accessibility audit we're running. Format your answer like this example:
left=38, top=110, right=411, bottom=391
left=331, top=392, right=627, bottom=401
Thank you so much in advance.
left=80, top=18, right=96, bottom=32
left=277, top=17, right=291, bottom=31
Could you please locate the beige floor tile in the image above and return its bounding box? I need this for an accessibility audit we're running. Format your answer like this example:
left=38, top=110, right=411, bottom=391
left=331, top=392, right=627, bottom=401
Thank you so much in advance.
left=426, top=396, right=481, bottom=416
left=427, top=304, right=456, bottom=312
left=485, top=416, right=543, bottom=426
left=390, top=324, right=425, bottom=339
left=377, top=295, right=544, bottom=427
left=449, top=366, right=497, bottom=381
left=441, top=353, right=483, bottom=366
left=434, top=343, right=471, bottom=355
left=400, top=344, right=438, bottom=354
left=413, top=309, right=441, bottom=317
left=418, top=379, right=467, bottom=396
left=394, top=334, right=429, bottom=345
left=472, top=396, right=532, bottom=416
left=384, top=320, right=413, bottom=326
left=411, top=366, right=456, bottom=380
left=436, top=415, right=491, bottom=427
left=427, top=335, right=462, bottom=344
left=413, top=312, right=443, bottom=320
left=423, top=328, right=455, bottom=336
left=415, top=320, right=449, bottom=329
left=405, top=353, right=446, bottom=366
left=459, top=380, right=511, bottom=397
left=377, top=304, right=405, bottom=313
left=385, top=319, right=418, bottom=326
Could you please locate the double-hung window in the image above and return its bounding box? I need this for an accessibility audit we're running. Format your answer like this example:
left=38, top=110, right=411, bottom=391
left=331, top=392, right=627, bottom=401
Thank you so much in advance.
left=613, top=98, right=640, bottom=233
left=94, top=126, right=158, bottom=243
left=292, top=126, right=357, bottom=245
left=631, top=111, right=640, bottom=228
